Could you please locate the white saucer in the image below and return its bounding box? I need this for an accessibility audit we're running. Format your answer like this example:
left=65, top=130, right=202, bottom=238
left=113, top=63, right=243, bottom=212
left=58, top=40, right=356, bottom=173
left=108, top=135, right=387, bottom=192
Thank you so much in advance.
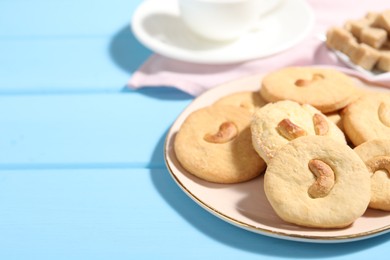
left=131, top=0, right=315, bottom=64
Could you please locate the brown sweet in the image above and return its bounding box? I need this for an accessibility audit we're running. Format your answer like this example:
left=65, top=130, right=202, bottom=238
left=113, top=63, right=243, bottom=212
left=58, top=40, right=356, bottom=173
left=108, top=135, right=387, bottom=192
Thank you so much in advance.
left=347, top=19, right=372, bottom=38
left=377, top=50, right=390, bottom=72
left=372, top=10, right=390, bottom=32
left=326, top=27, right=355, bottom=54
left=366, top=12, right=380, bottom=23
left=383, top=41, right=390, bottom=49
left=359, top=27, right=387, bottom=49
left=327, top=9, right=390, bottom=73
left=349, top=43, right=380, bottom=70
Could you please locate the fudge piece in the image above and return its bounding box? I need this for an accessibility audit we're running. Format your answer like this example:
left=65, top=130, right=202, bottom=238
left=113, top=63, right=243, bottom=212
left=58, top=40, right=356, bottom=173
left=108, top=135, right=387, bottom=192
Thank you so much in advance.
left=349, top=43, right=380, bottom=70
left=366, top=12, right=379, bottom=24
left=343, top=38, right=359, bottom=56
left=326, top=27, right=355, bottom=53
left=382, top=40, right=390, bottom=49
left=347, top=19, right=371, bottom=38
left=377, top=50, right=390, bottom=72
left=326, top=9, right=390, bottom=72
left=373, top=10, right=390, bottom=32
left=359, top=27, right=387, bottom=48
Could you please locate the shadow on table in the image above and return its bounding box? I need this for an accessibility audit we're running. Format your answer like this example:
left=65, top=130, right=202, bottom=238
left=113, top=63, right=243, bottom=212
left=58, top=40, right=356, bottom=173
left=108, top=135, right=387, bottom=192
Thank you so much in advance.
left=121, top=86, right=194, bottom=101
left=150, top=132, right=390, bottom=257
left=109, top=25, right=151, bottom=75
left=109, top=24, right=193, bottom=100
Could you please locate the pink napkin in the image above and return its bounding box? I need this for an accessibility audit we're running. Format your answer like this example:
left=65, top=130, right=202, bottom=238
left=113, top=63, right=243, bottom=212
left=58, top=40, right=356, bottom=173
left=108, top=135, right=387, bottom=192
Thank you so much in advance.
left=128, top=0, right=390, bottom=96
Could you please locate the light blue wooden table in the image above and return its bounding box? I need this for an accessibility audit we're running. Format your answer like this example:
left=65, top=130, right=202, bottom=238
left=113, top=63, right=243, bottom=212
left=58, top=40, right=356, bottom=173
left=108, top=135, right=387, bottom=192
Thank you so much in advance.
left=1, top=0, right=390, bottom=259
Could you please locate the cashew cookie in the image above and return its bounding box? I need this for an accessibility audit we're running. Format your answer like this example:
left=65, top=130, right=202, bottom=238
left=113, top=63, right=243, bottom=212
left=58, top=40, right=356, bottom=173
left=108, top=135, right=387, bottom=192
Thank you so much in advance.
left=326, top=112, right=344, bottom=131
left=343, top=93, right=390, bottom=146
left=174, top=105, right=266, bottom=184
left=260, top=67, right=359, bottom=113
left=251, top=100, right=346, bottom=163
left=355, top=139, right=390, bottom=211
left=264, top=136, right=371, bottom=228
left=213, top=91, right=267, bottom=113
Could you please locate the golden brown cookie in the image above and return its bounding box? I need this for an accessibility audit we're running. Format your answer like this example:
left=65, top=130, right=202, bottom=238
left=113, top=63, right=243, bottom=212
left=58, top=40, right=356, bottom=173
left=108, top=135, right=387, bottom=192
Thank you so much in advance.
left=354, top=139, right=390, bottom=211
left=326, top=111, right=343, bottom=131
left=174, top=105, right=265, bottom=183
left=213, top=91, right=267, bottom=113
left=251, top=100, right=346, bottom=163
left=259, top=67, right=358, bottom=113
left=264, top=136, right=370, bottom=228
left=343, top=93, right=390, bottom=146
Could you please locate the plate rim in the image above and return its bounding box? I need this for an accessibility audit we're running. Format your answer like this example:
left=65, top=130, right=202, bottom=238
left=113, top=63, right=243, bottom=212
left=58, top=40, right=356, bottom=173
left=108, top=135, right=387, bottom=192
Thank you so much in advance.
left=163, top=71, right=390, bottom=243
left=131, top=0, right=315, bottom=64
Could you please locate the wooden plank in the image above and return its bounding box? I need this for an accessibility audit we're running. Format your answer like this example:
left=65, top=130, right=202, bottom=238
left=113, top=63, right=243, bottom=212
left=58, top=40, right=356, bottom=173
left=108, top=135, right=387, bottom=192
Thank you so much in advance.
left=0, top=37, right=152, bottom=93
left=0, top=168, right=261, bottom=259
left=0, top=0, right=153, bottom=93
left=1, top=168, right=389, bottom=259
left=0, top=93, right=192, bottom=168
left=0, top=0, right=142, bottom=37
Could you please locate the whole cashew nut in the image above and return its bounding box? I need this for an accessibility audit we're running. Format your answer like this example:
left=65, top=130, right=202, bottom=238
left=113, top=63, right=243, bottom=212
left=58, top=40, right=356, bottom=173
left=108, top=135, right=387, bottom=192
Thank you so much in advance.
left=276, top=118, right=307, bottom=140
left=204, top=121, right=238, bottom=143
left=313, top=113, right=329, bottom=136
left=366, top=155, right=390, bottom=177
left=308, top=159, right=335, bottom=198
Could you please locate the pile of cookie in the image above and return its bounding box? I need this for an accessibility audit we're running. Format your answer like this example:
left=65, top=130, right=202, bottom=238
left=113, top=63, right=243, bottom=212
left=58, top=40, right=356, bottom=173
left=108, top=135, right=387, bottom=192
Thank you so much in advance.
left=174, top=66, right=390, bottom=229
left=326, top=9, right=390, bottom=72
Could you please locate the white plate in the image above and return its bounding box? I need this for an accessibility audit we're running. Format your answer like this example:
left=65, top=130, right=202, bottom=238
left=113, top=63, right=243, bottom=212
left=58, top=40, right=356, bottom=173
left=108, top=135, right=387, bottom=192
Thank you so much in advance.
left=131, top=0, right=315, bottom=64
left=164, top=72, right=390, bottom=243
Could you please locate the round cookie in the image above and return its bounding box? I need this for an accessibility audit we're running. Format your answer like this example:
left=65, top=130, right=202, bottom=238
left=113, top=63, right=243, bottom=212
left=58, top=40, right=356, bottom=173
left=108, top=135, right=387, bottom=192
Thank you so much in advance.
left=354, top=139, right=390, bottom=211
left=264, top=136, right=371, bottom=228
left=251, top=100, right=346, bottom=163
left=174, top=105, right=266, bottom=184
left=343, top=93, right=390, bottom=146
left=213, top=91, right=267, bottom=113
left=326, top=112, right=343, bottom=131
left=260, top=67, right=358, bottom=113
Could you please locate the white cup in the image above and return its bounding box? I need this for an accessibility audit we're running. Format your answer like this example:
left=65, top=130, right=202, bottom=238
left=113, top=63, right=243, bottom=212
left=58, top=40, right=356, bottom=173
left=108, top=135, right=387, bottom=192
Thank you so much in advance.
left=178, top=0, right=278, bottom=42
